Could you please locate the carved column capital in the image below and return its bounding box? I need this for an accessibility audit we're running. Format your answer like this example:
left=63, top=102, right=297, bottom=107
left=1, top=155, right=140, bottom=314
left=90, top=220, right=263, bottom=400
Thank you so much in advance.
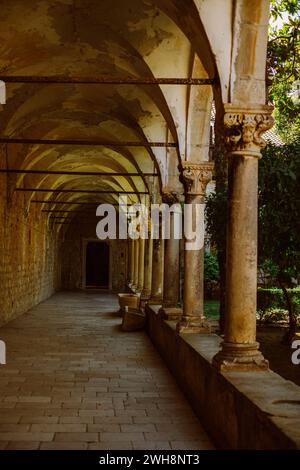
left=224, top=104, right=274, bottom=158
left=180, top=162, right=214, bottom=197
left=161, top=191, right=181, bottom=206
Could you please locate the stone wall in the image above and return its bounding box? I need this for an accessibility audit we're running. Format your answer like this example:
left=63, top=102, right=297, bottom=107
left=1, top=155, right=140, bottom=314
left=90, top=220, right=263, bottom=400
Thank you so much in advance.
left=61, top=219, right=128, bottom=292
left=0, top=160, right=128, bottom=326
left=0, top=167, right=61, bottom=326
left=146, top=304, right=300, bottom=450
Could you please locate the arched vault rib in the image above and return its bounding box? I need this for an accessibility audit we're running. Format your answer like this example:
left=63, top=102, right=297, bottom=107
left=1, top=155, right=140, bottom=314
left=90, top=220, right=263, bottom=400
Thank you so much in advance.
left=1, top=83, right=175, bottom=187
left=0, top=0, right=224, bottom=216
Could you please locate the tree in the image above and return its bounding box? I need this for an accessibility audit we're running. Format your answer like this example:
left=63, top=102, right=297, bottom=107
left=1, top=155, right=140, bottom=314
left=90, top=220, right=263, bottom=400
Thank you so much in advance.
left=205, top=187, right=227, bottom=332
left=263, top=2, right=300, bottom=341
left=204, top=251, right=220, bottom=299
left=206, top=2, right=300, bottom=335
left=268, top=0, right=300, bottom=142
left=258, top=142, right=300, bottom=342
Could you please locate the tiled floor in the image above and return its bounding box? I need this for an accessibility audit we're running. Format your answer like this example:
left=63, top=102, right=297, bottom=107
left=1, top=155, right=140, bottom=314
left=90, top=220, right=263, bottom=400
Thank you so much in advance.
left=0, top=292, right=214, bottom=450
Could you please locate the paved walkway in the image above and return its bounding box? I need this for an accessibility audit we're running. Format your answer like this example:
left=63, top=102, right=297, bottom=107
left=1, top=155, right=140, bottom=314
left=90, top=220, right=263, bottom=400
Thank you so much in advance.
left=0, top=292, right=214, bottom=450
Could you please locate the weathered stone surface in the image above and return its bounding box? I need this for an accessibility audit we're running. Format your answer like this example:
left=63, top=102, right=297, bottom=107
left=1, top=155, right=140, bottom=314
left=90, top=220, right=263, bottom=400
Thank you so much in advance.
left=122, top=308, right=146, bottom=332
left=213, top=105, right=273, bottom=370
left=177, top=163, right=213, bottom=334
left=146, top=304, right=300, bottom=450
left=118, top=294, right=140, bottom=316
left=0, top=0, right=279, bottom=452
left=0, top=292, right=213, bottom=450
left=159, top=307, right=183, bottom=321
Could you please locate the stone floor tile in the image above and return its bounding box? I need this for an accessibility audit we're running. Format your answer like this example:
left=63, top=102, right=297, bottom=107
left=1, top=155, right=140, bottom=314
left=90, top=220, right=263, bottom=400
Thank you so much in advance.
left=0, top=292, right=214, bottom=451
left=0, top=433, right=54, bottom=442
left=54, top=432, right=98, bottom=442
left=87, top=424, right=120, bottom=433
left=100, top=431, right=145, bottom=442
left=40, top=442, right=88, bottom=450
left=31, top=424, right=86, bottom=433
left=5, top=441, right=40, bottom=450
left=132, top=441, right=171, bottom=450
left=170, top=440, right=215, bottom=450
left=88, top=442, right=133, bottom=450
left=20, top=417, right=59, bottom=424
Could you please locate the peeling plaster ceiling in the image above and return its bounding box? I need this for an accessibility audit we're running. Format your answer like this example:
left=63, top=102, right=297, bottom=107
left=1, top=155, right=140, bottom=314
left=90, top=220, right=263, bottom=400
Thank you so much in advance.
left=0, top=0, right=215, bottom=228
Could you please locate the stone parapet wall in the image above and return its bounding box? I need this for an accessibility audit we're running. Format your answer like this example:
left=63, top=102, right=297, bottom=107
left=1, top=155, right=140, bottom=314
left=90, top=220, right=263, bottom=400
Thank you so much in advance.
left=146, top=304, right=300, bottom=450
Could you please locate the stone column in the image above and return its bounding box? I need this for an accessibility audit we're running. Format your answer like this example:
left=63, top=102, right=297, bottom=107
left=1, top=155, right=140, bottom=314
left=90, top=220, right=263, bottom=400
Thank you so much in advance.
left=130, top=239, right=135, bottom=290
left=213, top=105, right=273, bottom=371
left=132, top=239, right=139, bottom=292
left=137, top=237, right=145, bottom=293
left=141, top=236, right=153, bottom=304
left=160, top=192, right=182, bottom=320
left=176, top=162, right=214, bottom=333
left=149, top=237, right=164, bottom=304
left=130, top=240, right=135, bottom=288
left=127, top=240, right=132, bottom=288
left=179, top=238, right=185, bottom=304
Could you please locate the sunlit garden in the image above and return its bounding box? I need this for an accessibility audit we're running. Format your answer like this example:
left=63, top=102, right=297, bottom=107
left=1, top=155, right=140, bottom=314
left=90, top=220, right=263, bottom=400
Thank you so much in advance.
left=204, top=0, right=300, bottom=385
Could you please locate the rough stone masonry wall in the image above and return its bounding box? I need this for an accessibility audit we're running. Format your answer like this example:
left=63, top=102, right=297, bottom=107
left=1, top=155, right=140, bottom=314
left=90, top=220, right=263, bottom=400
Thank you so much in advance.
left=0, top=156, right=62, bottom=326
left=61, top=220, right=127, bottom=292
left=146, top=305, right=300, bottom=450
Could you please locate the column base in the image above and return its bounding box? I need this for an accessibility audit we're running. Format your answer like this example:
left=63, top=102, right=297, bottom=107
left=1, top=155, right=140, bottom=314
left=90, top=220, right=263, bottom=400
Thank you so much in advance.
left=140, top=291, right=151, bottom=308
left=148, top=296, right=163, bottom=305
left=159, top=307, right=183, bottom=321
left=212, top=341, right=269, bottom=371
left=176, top=316, right=211, bottom=334
left=130, top=284, right=138, bottom=293
left=141, top=288, right=151, bottom=298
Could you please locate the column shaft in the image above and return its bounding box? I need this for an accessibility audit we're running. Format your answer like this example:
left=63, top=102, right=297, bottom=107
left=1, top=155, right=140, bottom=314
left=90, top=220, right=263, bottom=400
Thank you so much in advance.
left=163, top=214, right=180, bottom=307
left=141, top=237, right=153, bottom=301
left=127, top=240, right=132, bottom=287
left=177, top=162, right=214, bottom=333
left=226, top=156, right=258, bottom=343
left=159, top=206, right=182, bottom=320
left=149, top=238, right=164, bottom=303
left=133, top=239, right=139, bottom=291
left=130, top=240, right=135, bottom=288
left=213, top=105, right=273, bottom=370
left=137, top=238, right=145, bottom=292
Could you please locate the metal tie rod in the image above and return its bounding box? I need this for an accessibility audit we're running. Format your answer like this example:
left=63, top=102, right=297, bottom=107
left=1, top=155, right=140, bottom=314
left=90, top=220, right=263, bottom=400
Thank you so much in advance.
left=0, top=76, right=216, bottom=85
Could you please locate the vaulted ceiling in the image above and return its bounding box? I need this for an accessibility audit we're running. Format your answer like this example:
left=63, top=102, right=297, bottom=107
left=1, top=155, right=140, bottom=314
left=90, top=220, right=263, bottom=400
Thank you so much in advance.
left=0, top=0, right=217, bottom=227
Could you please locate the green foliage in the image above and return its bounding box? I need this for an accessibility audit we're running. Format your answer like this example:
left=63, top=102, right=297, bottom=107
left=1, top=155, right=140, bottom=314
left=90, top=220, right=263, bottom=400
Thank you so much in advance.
left=268, top=0, right=300, bottom=142
left=270, top=1, right=299, bottom=21
left=257, top=307, right=295, bottom=324
left=259, top=142, right=300, bottom=274
left=205, top=189, right=227, bottom=324
left=292, top=294, right=300, bottom=314
left=205, top=187, right=227, bottom=252
left=205, top=4, right=300, bottom=330
left=259, top=142, right=300, bottom=338
left=204, top=251, right=220, bottom=283
left=204, top=300, right=220, bottom=320
left=259, top=259, right=279, bottom=278
left=257, top=287, right=300, bottom=318
left=258, top=286, right=300, bottom=308
left=271, top=82, right=300, bottom=142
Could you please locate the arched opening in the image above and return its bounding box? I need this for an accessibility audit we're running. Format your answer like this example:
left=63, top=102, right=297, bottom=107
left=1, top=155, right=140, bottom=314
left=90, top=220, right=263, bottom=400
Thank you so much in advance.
left=85, top=241, right=109, bottom=289
left=0, top=0, right=287, bottom=453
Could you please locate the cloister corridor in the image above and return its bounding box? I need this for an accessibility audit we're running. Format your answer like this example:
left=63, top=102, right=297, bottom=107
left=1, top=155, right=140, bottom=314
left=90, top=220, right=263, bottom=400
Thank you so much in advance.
left=0, top=292, right=214, bottom=450
left=1, top=0, right=299, bottom=452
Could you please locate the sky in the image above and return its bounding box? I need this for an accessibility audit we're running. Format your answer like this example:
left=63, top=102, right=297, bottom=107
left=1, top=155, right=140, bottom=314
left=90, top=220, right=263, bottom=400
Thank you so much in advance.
left=269, top=10, right=290, bottom=30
